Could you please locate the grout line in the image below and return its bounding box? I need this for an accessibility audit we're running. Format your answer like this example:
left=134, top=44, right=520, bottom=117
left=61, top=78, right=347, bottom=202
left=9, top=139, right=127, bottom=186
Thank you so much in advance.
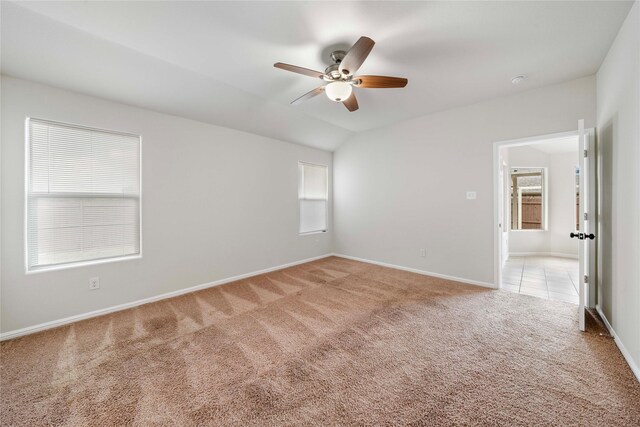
left=542, top=260, right=550, bottom=300
left=568, top=270, right=579, bottom=295
left=518, top=259, right=524, bottom=293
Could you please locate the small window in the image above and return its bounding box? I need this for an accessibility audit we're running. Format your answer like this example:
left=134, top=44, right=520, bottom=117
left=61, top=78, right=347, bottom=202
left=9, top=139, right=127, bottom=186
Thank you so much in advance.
left=26, top=118, right=141, bottom=271
left=298, top=162, right=328, bottom=234
left=510, top=168, right=545, bottom=230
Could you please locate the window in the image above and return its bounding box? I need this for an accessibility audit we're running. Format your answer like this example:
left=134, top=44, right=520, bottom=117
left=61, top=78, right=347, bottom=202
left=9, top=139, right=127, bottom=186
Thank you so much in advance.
left=298, top=162, right=328, bottom=234
left=26, top=118, right=141, bottom=271
left=510, top=168, right=545, bottom=230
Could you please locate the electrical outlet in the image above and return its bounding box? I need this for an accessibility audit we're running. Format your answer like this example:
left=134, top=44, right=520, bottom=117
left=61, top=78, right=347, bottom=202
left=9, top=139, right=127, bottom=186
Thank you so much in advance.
left=419, top=248, right=426, bottom=257
left=466, top=191, right=477, bottom=200
left=89, top=277, right=100, bottom=290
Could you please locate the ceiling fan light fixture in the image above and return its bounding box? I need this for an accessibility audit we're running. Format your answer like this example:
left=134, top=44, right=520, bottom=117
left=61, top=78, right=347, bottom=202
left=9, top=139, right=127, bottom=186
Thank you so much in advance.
left=325, top=81, right=352, bottom=102
left=274, top=36, right=408, bottom=112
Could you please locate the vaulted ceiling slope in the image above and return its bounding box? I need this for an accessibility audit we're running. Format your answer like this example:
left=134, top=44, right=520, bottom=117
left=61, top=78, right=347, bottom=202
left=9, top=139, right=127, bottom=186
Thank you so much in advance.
left=1, top=1, right=633, bottom=151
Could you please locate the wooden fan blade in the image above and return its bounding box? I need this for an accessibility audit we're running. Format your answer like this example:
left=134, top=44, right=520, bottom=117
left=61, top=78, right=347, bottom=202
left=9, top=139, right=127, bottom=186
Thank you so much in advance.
left=342, top=93, right=359, bottom=112
left=274, top=62, right=325, bottom=79
left=291, top=86, right=325, bottom=105
left=339, top=36, right=375, bottom=76
left=354, top=75, right=408, bottom=88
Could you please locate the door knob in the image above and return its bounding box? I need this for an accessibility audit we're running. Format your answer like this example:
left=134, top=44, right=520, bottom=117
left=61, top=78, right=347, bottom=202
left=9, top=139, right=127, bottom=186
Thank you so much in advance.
left=569, top=232, right=595, bottom=240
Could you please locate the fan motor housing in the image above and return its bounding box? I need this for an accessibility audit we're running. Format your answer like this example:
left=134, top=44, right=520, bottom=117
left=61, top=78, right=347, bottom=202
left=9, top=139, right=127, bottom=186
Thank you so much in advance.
left=330, top=50, right=346, bottom=64
left=324, top=50, right=348, bottom=79
left=324, top=64, right=342, bottom=79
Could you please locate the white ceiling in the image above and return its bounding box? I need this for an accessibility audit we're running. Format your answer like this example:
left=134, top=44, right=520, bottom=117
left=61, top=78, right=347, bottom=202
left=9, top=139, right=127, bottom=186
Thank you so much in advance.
left=1, top=1, right=633, bottom=151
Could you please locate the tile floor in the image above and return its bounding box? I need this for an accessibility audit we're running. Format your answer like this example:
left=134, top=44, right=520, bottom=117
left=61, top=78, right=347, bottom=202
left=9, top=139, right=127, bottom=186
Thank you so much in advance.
left=501, top=256, right=579, bottom=304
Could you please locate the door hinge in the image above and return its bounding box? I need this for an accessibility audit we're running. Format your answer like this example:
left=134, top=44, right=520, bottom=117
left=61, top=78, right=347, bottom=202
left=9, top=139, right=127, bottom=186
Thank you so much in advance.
left=584, top=149, right=588, bottom=158
left=584, top=212, right=588, bottom=221
left=584, top=275, right=589, bottom=283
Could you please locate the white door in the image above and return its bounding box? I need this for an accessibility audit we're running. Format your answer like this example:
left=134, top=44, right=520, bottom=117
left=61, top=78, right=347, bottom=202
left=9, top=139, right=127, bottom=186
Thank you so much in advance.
left=501, top=161, right=510, bottom=266
left=575, top=120, right=596, bottom=331
left=497, top=154, right=507, bottom=267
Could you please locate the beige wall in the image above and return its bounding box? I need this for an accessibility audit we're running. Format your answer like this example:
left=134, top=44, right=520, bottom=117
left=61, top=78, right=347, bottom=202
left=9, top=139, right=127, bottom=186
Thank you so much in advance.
left=1, top=76, right=333, bottom=334
left=334, top=76, right=596, bottom=286
left=596, top=1, right=640, bottom=376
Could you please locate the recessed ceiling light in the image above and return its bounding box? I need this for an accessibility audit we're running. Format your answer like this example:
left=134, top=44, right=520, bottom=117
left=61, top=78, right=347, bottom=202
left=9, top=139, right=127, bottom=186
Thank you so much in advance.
left=511, top=75, right=526, bottom=85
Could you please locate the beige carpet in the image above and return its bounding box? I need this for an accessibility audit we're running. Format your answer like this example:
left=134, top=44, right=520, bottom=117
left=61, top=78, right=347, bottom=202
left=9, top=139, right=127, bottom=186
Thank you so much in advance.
left=1, top=256, right=639, bottom=426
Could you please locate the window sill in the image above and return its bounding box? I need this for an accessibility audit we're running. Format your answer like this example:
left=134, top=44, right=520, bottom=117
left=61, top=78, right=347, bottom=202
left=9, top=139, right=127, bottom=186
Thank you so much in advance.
left=26, top=254, right=142, bottom=275
left=299, top=230, right=328, bottom=236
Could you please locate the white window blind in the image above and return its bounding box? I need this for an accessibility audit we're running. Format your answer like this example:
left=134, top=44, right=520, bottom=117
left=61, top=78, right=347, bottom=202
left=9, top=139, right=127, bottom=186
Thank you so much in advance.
left=298, top=162, right=328, bottom=234
left=26, top=118, right=141, bottom=271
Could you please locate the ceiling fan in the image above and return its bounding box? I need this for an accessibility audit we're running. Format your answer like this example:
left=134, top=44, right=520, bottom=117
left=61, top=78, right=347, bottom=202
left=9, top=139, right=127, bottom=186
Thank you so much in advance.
left=274, top=36, right=408, bottom=112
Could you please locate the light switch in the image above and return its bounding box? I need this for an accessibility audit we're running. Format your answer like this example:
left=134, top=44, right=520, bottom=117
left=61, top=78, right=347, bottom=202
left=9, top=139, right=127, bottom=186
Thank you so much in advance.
left=466, top=191, right=477, bottom=200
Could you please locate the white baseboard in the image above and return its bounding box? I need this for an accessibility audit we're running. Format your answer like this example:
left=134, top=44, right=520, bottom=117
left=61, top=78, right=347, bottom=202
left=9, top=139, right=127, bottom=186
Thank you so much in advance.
left=508, top=251, right=579, bottom=259
left=332, top=253, right=496, bottom=289
left=595, top=305, right=640, bottom=382
left=0, top=253, right=334, bottom=341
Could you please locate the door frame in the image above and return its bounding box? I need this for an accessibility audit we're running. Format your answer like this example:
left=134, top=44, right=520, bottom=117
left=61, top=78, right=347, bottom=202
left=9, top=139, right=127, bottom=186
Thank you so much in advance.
left=492, top=129, right=595, bottom=296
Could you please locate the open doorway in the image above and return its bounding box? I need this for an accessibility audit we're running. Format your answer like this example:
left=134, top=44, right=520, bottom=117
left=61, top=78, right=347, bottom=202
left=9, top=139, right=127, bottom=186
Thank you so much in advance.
left=501, top=136, right=580, bottom=303
left=494, top=126, right=597, bottom=322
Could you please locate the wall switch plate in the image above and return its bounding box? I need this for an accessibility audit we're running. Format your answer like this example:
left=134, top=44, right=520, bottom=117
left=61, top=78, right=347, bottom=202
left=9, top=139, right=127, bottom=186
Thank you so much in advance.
left=419, top=248, right=427, bottom=257
left=466, top=191, right=477, bottom=200
left=89, top=277, right=100, bottom=290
